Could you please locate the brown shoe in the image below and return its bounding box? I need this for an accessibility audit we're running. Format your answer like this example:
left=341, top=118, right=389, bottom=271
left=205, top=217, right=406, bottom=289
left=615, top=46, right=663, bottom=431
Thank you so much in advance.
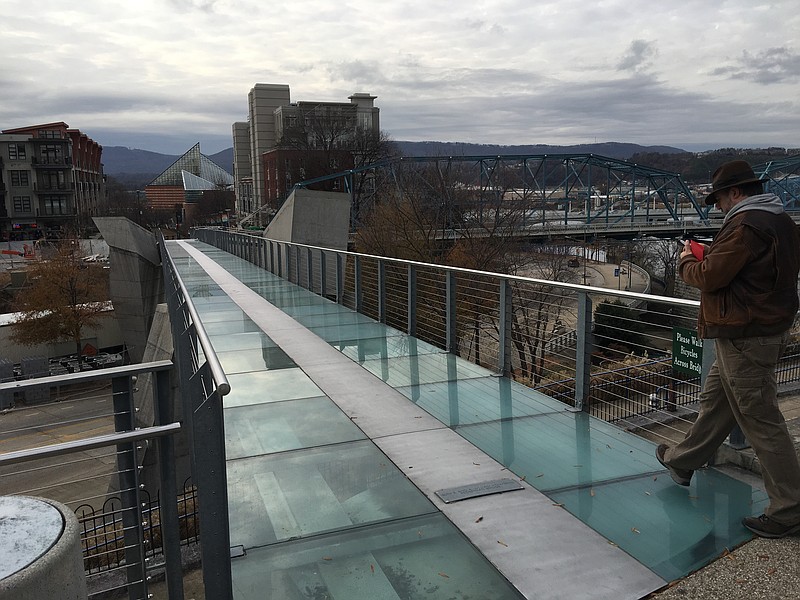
left=656, top=444, right=692, bottom=486
left=743, top=514, right=800, bottom=539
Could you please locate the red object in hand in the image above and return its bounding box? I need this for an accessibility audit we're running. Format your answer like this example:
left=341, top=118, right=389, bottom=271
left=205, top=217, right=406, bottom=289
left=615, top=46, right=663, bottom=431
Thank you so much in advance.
left=688, top=240, right=704, bottom=261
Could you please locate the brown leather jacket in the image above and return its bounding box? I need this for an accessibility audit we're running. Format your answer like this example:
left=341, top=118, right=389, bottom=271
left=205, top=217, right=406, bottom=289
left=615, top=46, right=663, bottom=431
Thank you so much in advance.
left=679, top=195, right=800, bottom=339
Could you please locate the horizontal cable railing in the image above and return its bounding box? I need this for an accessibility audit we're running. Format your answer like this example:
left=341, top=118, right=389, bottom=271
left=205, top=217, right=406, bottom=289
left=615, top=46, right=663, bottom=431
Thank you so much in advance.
left=194, top=228, right=800, bottom=451
left=0, top=360, right=182, bottom=600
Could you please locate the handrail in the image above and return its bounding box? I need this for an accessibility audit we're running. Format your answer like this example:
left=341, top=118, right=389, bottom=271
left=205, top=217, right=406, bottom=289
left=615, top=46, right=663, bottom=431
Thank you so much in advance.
left=198, top=227, right=700, bottom=308
left=0, top=422, right=181, bottom=467
left=0, top=359, right=174, bottom=391
left=159, top=235, right=231, bottom=397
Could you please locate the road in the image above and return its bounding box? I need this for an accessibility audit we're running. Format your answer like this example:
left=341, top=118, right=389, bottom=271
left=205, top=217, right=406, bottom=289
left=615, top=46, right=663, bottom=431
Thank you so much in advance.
left=0, top=384, right=118, bottom=510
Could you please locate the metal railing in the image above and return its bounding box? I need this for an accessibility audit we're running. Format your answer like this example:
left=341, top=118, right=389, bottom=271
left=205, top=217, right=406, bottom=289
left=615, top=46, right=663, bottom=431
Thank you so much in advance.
left=158, top=232, right=233, bottom=600
left=194, top=227, right=800, bottom=449
left=0, top=236, right=235, bottom=599
left=0, top=361, right=183, bottom=599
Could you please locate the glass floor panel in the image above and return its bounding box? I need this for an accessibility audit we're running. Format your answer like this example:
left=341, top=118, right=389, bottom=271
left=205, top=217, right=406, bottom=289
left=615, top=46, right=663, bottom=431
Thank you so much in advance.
left=192, top=306, right=247, bottom=323
left=227, top=440, right=436, bottom=549
left=397, top=376, right=570, bottom=425
left=281, top=302, right=360, bottom=318
left=334, top=335, right=445, bottom=363
left=204, top=318, right=263, bottom=335
left=454, top=411, right=665, bottom=491
left=223, top=369, right=324, bottom=408
left=293, top=311, right=376, bottom=329
left=549, top=468, right=769, bottom=581
left=224, top=397, right=366, bottom=460
left=306, top=322, right=407, bottom=344
left=358, top=352, right=493, bottom=388
left=216, top=346, right=295, bottom=375
left=207, top=331, right=282, bottom=353
left=231, top=513, right=524, bottom=600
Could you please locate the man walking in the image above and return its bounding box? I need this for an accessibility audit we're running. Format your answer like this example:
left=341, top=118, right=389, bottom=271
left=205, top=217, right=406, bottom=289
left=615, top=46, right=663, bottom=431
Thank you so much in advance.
left=656, top=160, right=800, bottom=538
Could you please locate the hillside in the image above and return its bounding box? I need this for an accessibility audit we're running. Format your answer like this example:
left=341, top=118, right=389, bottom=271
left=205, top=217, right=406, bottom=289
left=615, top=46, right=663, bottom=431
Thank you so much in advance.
left=395, top=141, right=685, bottom=159
left=101, top=141, right=680, bottom=185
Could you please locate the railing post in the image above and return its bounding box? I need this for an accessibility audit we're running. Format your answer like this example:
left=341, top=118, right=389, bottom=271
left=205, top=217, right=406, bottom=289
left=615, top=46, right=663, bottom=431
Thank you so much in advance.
left=574, top=291, right=593, bottom=411
left=407, top=264, right=417, bottom=336
left=446, top=270, right=458, bottom=353
left=154, top=368, right=184, bottom=600
left=498, top=279, right=512, bottom=376
left=320, top=251, right=327, bottom=297
left=378, top=259, right=386, bottom=323
left=112, top=374, right=147, bottom=600
left=276, top=244, right=283, bottom=278
left=294, top=246, right=301, bottom=284
left=190, top=362, right=233, bottom=600
left=307, top=247, right=313, bottom=291
left=354, top=255, right=363, bottom=312
left=336, top=253, right=344, bottom=305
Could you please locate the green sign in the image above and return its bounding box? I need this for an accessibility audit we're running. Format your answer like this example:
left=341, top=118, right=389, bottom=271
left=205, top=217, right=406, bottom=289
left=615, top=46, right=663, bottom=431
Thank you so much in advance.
left=672, top=327, right=703, bottom=376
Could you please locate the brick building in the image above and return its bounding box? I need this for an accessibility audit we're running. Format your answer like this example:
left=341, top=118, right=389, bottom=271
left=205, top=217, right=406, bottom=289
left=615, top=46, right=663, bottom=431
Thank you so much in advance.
left=0, top=122, right=104, bottom=240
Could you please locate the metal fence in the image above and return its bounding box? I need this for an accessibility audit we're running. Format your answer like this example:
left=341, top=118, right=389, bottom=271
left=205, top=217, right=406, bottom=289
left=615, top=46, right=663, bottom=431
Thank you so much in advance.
left=0, top=361, right=182, bottom=599
left=76, top=480, right=199, bottom=576
left=196, top=227, right=800, bottom=449
left=0, top=234, right=234, bottom=600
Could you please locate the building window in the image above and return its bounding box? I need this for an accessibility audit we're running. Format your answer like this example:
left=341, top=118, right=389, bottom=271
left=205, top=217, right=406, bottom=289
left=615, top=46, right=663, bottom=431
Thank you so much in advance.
left=39, top=144, right=64, bottom=164
left=41, top=171, right=65, bottom=189
left=9, top=144, right=26, bottom=160
left=38, top=129, right=61, bottom=139
left=43, top=196, right=68, bottom=215
left=10, top=171, right=30, bottom=186
left=13, top=196, right=32, bottom=212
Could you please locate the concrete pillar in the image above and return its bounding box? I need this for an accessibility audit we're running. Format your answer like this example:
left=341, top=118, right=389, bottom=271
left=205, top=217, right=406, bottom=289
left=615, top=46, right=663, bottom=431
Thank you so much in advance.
left=0, top=495, right=87, bottom=600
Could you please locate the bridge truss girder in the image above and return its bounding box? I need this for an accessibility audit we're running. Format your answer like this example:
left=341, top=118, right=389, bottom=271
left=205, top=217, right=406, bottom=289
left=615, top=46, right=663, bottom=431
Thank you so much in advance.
left=306, top=154, right=706, bottom=230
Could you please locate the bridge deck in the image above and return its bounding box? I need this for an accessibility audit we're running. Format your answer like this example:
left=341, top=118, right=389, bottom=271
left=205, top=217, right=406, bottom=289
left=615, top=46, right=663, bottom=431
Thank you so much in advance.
left=166, top=239, right=767, bottom=600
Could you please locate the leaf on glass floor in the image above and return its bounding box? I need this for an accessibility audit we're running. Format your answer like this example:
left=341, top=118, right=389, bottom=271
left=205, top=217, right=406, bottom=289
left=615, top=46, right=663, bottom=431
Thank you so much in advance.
left=574, top=464, right=583, bottom=468
left=590, top=489, right=595, bottom=497
left=552, top=503, right=564, bottom=507
left=607, top=541, right=618, bottom=547
left=438, top=572, right=450, bottom=578
left=370, top=564, right=375, bottom=574
left=606, top=444, right=612, bottom=449
left=473, top=462, right=480, bottom=466
left=519, top=475, right=526, bottom=482
left=475, top=516, right=483, bottom=523
left=644, top=491, right=651, bottom=496
left=536, top=473, right=544, bottom=478
left=322, top=557, right=333, bottom=561
left=497, top=540, right=508, bottom=547
left=631, top=527, right=640, bottom=534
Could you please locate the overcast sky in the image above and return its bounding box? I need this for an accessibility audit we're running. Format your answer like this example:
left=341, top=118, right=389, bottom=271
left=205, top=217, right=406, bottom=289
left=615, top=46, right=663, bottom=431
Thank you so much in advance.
left=2, top=0, right=799, bottom=155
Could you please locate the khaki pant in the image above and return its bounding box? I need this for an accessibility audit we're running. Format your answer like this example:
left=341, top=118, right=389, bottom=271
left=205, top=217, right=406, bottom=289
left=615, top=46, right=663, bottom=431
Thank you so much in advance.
left=664, top=332, right=800, bottom=525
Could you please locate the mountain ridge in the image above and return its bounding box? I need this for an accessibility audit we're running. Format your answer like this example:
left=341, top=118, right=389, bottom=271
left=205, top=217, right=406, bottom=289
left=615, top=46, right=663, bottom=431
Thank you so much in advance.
left=101, top=141, right=687, bottom=179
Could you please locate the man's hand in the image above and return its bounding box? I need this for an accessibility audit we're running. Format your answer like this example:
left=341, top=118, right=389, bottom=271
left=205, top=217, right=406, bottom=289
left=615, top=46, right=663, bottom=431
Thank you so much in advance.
left=680, top=240, right=693, bottom=259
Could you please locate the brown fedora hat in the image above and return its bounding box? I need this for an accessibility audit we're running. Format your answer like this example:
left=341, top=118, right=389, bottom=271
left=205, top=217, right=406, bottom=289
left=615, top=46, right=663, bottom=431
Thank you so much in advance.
left=704, top=160, right=764, bottom=205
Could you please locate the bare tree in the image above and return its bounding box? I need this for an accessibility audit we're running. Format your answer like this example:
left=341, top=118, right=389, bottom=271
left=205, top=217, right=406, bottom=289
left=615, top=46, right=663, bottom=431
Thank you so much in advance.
left=10, top=234, right=109, bottom=363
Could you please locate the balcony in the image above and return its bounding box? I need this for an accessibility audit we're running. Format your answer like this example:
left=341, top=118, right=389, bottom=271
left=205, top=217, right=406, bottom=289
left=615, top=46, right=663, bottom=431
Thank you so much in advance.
left=30, top=156, right=72, bottom=168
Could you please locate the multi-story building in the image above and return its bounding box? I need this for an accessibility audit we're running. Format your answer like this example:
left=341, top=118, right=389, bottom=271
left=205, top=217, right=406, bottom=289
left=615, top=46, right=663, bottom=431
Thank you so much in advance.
left=0, top=122, right=104, bottom=240
left=232, top=85, right=379, bottom=226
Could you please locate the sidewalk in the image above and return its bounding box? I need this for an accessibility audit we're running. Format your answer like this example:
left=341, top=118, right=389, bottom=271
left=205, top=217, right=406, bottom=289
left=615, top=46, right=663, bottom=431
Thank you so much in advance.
left=647, top=391, right=800, bottom=599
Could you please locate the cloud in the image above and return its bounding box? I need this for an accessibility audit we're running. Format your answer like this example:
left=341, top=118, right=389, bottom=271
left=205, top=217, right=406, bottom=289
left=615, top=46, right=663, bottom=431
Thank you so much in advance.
left=710, top=47, right=800, bottom=84
left=617, top=40, right=658, bottom=73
